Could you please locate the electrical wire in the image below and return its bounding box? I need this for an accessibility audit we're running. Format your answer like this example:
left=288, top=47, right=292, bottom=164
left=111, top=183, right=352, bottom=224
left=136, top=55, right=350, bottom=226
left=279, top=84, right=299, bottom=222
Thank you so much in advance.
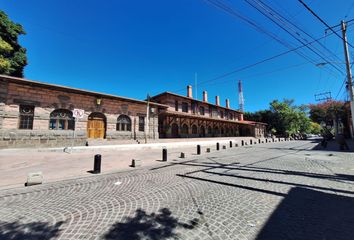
left=298, top=0, right=354, bottom=49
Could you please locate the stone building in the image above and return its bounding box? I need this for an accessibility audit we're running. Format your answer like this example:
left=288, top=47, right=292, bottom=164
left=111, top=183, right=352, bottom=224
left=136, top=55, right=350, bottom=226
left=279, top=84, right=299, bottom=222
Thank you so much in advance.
left=150, top=86, right=266, bottom=138
left=0, top=75, right=166, bottom=148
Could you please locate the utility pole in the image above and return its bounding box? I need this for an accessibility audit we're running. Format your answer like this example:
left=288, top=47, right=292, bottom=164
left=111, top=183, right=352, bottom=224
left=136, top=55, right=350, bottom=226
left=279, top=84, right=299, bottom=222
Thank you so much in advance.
left=145, top=94, right=150, bottom=144
left=341, top=20, right=354, bottom=138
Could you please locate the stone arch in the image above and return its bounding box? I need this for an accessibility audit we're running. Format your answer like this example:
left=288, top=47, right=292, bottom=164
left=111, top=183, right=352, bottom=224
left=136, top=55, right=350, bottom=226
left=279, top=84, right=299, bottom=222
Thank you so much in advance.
left=192, top=125, right=198, bottom=134
left=171, top=123, right=179, bottom=138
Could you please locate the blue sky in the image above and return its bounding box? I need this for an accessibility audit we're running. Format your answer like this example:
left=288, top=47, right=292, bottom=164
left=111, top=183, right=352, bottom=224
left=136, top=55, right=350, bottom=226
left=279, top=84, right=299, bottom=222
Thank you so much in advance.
left=2, top=0, right=354, bottom=112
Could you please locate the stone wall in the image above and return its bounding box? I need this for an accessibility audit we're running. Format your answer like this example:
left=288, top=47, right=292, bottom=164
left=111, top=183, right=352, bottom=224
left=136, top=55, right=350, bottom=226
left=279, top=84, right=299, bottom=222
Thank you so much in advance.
left=0, top=78, right=161, bottom=148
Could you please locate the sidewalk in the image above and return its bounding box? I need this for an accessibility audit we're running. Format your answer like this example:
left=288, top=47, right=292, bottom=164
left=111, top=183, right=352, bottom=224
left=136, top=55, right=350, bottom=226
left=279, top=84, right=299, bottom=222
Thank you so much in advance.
left=0, top=137, right=267, bottom=189
left=1, top=136, right=257, bottom=153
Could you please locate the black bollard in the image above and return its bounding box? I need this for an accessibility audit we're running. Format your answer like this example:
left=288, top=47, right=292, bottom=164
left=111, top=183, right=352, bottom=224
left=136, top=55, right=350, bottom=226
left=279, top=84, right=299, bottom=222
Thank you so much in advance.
left=162, top=148, right=167, bottom=161
left=229, top=141, right=233, bottom=148
left=93, top=154, right=101, bottom=174
left=258, top=139, right=261, bottom=144
left=197, top=145, right=201, bottom=155
left=250, top=139, right=253, bottom=145
left=216, top=142, right=220, bottom=151
left=241, top=140, right=244, bottom=146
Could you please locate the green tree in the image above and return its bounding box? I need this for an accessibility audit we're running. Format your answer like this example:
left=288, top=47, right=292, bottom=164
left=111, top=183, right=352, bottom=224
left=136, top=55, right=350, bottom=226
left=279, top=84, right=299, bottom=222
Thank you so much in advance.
left=309, top=122, right=321, bottom=135
left=0, top=11, right=27, bottom=77
left=246, top=99, right=312, bottom=137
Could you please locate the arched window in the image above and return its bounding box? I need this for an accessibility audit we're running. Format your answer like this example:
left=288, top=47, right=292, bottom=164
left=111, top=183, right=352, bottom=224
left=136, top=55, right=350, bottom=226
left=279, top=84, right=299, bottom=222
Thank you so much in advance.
left=192, top=125, right=198, bottom=134
left=117, top=115, right=131, bottom=131
left=49, top=109, right=74, bottom=130
left=207, top=126, right=212, bottom=134
left=181, top=124, right=189, bottom=134
left=19, top=105, right=34, bottom=129
left=200, top=126, right=205, bottom=136
left=214, top=127, right=219, bottom=135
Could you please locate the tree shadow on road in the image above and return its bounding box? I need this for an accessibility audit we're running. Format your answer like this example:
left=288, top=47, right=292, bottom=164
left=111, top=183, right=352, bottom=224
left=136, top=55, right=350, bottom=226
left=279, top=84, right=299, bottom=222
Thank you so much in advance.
left=104, top=208, right=199, bottom=240
left=0, top=220, right=64, bottom=240
left=256, top=187, right=354, bottom=240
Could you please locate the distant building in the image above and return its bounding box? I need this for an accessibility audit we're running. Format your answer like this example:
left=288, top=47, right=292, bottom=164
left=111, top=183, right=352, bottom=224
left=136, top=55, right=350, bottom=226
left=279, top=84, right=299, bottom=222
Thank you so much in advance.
left=150, top=85, right=266, bottom=138
left=0, top=76, right=266, bottom=148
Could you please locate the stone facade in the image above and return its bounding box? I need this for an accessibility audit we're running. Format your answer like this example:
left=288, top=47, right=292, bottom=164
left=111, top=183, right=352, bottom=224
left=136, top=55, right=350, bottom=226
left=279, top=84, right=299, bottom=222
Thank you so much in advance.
left=150, top=86, right=266, bottom=138
left=0, top=75, right=165, bottom=148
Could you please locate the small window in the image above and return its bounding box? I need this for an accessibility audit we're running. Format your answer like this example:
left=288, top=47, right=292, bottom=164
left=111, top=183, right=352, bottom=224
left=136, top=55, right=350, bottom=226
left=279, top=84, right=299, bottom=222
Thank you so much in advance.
left=117, top=115, right=131, bottom=131
left=191, top=102, right=197, bottom=114
left=49, top=109, right=75, bottom=130
left=209, top=106, right=212, bottom=117
left=199, top=106, right=205, bottom=115
left=19, top=105, right=34, bottom=129
left=139, top=116, right=145, bottom=132
left=175, top=100, right=178, bottom=111
left=182, top=102, right=188, bottom=113
left=220, top=111, right=224, bottom=119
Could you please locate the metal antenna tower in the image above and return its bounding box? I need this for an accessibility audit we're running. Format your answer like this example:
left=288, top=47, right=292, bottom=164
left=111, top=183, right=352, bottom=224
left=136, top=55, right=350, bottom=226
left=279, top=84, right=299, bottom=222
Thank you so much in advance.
left=238, top=80, right=245, bottom=112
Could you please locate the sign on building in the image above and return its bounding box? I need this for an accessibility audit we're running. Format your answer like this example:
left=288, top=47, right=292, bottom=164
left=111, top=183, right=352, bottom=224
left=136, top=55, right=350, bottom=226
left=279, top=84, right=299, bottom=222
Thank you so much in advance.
left=73, top=109, right=85, bottom=119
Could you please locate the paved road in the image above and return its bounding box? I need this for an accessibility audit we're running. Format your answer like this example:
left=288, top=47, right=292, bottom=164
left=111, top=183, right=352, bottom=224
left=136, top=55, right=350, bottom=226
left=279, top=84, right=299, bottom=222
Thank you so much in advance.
left=1, top=140, right=354, bottom=240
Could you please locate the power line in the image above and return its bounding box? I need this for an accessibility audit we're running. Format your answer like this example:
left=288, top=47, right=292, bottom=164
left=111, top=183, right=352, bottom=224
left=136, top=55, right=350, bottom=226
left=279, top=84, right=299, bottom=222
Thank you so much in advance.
left=245, top=0, right=346, bottom=75
left=335, top=78, right=346, bottom=100
left=298, top=0, right=354, bottom=49
left=253, top=0, right=345, bottom=71
left=166, top=27, right=344, bottom=95
left=204, top=0, right=344, bottom=80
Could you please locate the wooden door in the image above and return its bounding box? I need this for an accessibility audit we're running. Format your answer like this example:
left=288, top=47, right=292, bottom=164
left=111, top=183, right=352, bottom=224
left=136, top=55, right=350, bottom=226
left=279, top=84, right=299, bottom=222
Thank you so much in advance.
left=87, top=118, right=105, bottom=139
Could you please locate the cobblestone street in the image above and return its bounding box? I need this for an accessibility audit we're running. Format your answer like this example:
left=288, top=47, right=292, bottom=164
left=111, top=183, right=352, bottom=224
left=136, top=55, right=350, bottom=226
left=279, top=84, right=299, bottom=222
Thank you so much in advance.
left=1, top=140, right=354, bottom=240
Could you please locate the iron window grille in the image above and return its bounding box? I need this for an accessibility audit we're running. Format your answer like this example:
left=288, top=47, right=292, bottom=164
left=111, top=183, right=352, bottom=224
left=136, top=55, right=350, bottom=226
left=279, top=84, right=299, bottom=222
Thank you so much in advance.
left=19, top=105, right=34, bottom=129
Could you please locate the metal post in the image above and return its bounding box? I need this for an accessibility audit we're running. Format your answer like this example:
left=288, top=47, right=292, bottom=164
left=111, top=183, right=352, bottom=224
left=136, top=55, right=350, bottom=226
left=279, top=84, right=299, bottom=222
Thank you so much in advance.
left=229, top=141, right=233, bottom=148
left=216, top=142, right=220, bottom=150
left=93, top=154, right=101, bottom=174
left=341, top=20, right=354, bottom=138
left=71, top=118, right=78, bottom=153
left=162, top=148, right=167, bottom=161
left=197, top=145, right=201, bottom=155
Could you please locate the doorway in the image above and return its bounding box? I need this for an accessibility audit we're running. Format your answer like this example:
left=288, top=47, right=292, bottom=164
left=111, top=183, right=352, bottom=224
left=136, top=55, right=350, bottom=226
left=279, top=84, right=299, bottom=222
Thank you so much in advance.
left=87, top=112, right=106, bottom=139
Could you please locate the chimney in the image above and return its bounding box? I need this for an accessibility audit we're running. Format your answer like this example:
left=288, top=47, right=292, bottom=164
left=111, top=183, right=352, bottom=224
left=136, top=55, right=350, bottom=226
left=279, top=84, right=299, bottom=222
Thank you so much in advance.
left=226, top=99, right=230, bottom=108
left=215, top=96, right=220, bottom=106
left=203, top=91, right=208, bottom=102
left=187, top=85, right=192, bottom=98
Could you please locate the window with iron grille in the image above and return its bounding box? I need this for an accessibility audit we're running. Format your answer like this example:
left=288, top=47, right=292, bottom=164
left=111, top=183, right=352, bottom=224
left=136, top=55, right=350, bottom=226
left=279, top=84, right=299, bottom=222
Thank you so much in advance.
left=117, top=115, right=131, bottom=131
left=182, top=102, right=188, bottom=113
left=19, top=105, right=34, bottom=129
left=139, top=116, right=145, bottom=132
left=49, top=109, right=75, bottom=130
left=175, top=100, right=178, bottom=111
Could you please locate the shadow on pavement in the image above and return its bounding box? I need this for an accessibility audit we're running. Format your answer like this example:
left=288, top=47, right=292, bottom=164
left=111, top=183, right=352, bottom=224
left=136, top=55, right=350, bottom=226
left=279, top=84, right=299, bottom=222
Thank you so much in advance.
left=256, top=187, right=354, bottom=240
left=0, top=220, right=64, bottom=240
left=311, top=139, right=353, bottom=152
left=103, top=208, right=199, bottom=240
